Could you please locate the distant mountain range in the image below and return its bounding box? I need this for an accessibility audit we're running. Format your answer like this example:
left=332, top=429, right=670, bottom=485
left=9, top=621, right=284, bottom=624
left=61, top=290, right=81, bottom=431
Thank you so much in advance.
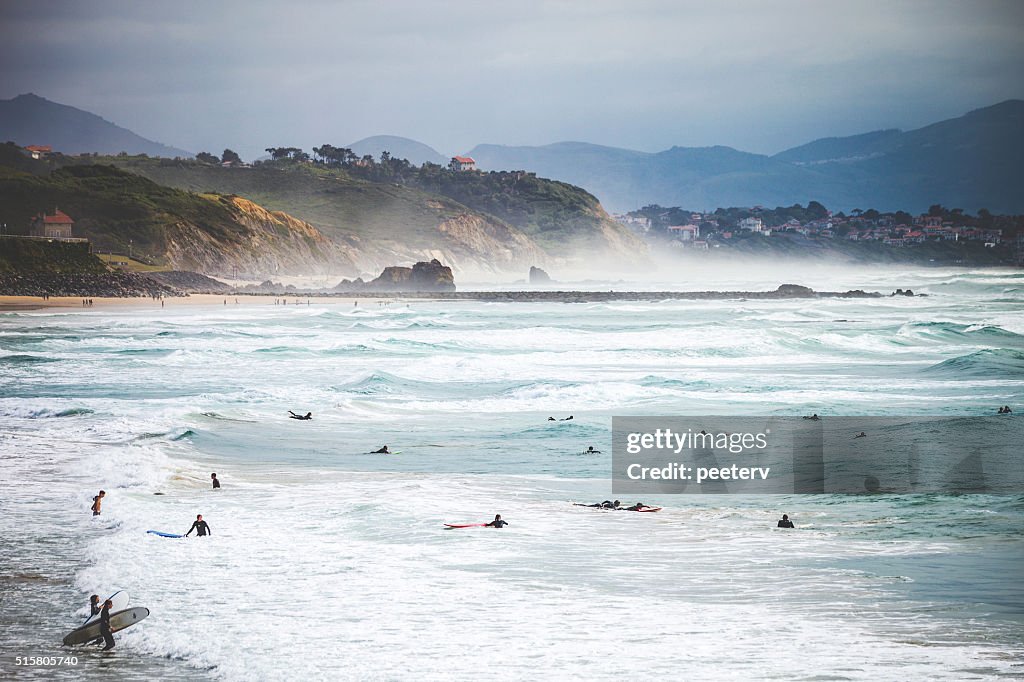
left=467, top=101, right=1024, bottom=214
left=3, top=93, right=1021, bottom=214
left=0, top=93, right=191, bottom=158
left=346, top=135, right=447, bottom=166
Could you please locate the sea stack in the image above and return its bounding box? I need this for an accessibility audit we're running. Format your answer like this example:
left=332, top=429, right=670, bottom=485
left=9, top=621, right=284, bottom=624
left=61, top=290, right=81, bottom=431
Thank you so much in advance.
left=529, top=266, right=552, bottom=284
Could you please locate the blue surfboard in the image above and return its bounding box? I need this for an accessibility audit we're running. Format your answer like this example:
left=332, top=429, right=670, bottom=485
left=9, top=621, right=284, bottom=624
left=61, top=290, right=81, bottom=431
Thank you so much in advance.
left=147, top=530, right=183, bottom=538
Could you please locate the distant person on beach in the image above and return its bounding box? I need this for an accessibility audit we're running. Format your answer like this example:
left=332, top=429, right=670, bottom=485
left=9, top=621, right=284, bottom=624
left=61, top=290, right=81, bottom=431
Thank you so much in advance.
left=854, top=432, right=867, bottom=438
left=98, top=599, right=115, bottom=650
left=777, top=514, right=795, bottom=528
left=484, top=514, right=508, bottom=528
left=185, top=514, right=211, bottom=537
left=91, top=490, right=105, bottom=516
left=211, top=473, right=220, bottom=489
left=584, top=446, right=601, bottom=453
left=371, top=445, right=390, bottom=454
left=288, top=411, right=312, bottom=420
left=624, top=502, right=650, bottom=511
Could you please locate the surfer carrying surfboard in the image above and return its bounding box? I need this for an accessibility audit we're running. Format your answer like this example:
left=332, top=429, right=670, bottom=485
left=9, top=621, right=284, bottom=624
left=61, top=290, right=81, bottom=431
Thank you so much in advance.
left=98, top=599, right=115, bottom=650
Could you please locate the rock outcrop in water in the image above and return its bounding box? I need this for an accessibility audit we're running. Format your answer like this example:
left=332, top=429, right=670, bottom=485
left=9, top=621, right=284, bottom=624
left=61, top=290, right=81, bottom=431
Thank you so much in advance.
left=529, top=266, right=553, bottom=284
left=334, top=259, right=455, bottom=292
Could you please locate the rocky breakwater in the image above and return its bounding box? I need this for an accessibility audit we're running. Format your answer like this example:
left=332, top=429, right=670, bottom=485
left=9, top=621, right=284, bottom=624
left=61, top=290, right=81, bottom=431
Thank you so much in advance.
left=391, top=284, right=888, bottom=302
left=0, top=271, right=183, bottom=298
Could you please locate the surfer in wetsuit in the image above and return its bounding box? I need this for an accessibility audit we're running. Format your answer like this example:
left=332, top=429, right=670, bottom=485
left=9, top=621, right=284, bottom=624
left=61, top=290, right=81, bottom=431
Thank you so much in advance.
left=561, top=415, right=573, bottom=421
left=777, top=514, right=795, bottom=528
left=288, top=411, right=312, bottom=420
left=584, top=446, right=601, bottom=454
left=624, top=502, right=650, bottom=511
left=91, top=490, right=105, bottom=516
left=484, top=514, right=508, bottom=528
left=854, top=432, right=867, bottom=438
left=185, top=514, right=211, bottom=537
left=803, top=414, right=820, bottom=421
left=99, top=599, right=115, bottom=650
left=371, top=445, right=390, bottom=454
left=211, top=473, right=220, bottom=489
left=87, top=594, right=104, bottom=644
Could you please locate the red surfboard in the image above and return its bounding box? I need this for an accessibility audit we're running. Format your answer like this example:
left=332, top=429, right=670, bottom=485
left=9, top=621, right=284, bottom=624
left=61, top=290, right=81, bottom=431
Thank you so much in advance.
left=635, top=507, right=662, bottom=512
left=444, top=523, right=488, bottom=528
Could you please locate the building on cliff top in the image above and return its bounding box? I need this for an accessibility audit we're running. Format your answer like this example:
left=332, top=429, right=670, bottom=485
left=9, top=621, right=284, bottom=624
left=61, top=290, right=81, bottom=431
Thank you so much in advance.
left=30, top=208, right=77, bottom=240
left=23, top=145, right=53, bottom=159
left=449, top=156, right=476, bottom=172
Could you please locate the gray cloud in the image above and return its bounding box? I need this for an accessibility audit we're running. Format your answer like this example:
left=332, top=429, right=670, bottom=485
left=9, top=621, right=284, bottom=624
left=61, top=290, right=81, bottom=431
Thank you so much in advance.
left=1, top=0, right=1022, bottom=159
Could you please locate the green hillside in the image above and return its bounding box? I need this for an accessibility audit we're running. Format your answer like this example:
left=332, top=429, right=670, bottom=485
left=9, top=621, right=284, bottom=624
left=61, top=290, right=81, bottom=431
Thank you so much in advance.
left=0, top=144, right=346, bottom=276
left=76, top=155, right=645, bottom=270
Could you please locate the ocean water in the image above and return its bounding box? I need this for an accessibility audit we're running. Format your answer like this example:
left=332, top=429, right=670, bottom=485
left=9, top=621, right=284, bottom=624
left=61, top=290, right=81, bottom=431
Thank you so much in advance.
left=1, top=267, right=1023, bottom=681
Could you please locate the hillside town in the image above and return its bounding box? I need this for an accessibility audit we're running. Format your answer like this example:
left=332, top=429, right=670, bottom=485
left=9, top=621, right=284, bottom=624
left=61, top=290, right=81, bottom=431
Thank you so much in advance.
left=617, top=202, right=1024, bottom=263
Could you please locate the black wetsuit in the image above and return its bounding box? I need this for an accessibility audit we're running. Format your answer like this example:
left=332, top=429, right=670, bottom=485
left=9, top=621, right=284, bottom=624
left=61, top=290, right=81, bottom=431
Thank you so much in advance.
left=777, top=519, right=795, bottom=528
left=186, top=520, right=211, bottom=536
left=99, top=606, right=114, bottom=650
left=485, top=519, right=509, bottom=528
left=212, top=478, right=220, bottom=489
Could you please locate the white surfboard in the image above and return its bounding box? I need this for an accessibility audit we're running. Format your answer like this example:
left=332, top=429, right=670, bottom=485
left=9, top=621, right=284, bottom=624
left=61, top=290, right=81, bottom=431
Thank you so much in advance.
left=82, top=590, right=129, bottom=626
left=63, top=607, right=149, bottom=646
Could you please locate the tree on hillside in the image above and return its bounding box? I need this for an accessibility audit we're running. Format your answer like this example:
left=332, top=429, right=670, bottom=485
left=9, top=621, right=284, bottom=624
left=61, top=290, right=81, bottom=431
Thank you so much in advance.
left=264, top=147, right=306, bottom=161
left=806, top=201, right=829, bottom=220
left=196, top=151, right=219, bottom=164
left=222, top=149, right=242, bottom=164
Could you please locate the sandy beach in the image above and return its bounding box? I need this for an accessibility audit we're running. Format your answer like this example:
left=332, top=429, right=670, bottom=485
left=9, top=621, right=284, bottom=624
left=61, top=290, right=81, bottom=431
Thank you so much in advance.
left=0, top=294, right=380, bottom=312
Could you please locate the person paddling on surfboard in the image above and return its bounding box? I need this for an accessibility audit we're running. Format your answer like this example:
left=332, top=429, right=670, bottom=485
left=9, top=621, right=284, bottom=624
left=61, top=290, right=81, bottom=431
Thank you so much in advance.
left=185, top=514, right=211, bottom=537
left=371, top=445, right=389, bottom=454
left=98, top=599, right=115, bottom=650
left=574, top=500, right=620, bottom=509
left=484, top=514, right=508, bottom=528
left=623, top=502, right=650, bottom=511
left=288, top=411, right=312, bottom=420
left=584, top=446, right=601, bottom=454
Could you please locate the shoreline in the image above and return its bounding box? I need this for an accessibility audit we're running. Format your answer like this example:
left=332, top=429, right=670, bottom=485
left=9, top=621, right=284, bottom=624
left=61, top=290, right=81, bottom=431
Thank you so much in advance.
left=0, top=285, right=899, bottom=311
left=0, top=294, right=371, bottom=312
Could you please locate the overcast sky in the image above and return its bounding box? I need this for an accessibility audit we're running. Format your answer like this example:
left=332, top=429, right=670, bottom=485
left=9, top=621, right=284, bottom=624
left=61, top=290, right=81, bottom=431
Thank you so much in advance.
left=2, top=0, right=1022, bottom=160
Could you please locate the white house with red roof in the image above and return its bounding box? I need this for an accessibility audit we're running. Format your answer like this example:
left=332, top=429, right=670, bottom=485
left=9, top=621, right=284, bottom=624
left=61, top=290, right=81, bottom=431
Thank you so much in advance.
left=24, top=145, right=53, bottom=160
left=29, top=208, right=76, bottom=239
left=449, top=156, right=476, bottom=172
